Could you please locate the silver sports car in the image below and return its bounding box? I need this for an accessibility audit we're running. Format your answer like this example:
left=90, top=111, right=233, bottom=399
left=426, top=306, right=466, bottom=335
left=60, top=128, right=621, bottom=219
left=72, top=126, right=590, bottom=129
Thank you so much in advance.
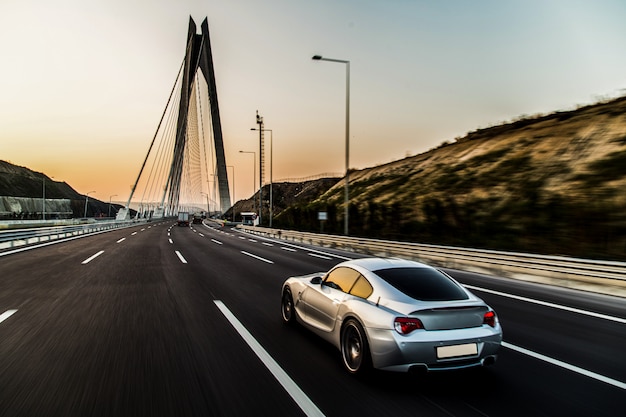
left=281, top=257, right=502, bottom=374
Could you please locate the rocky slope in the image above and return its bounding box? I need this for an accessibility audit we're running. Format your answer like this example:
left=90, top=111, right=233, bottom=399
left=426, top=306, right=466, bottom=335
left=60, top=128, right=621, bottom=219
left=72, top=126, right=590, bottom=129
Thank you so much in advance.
left=0, top=160, right=116, bottom=218
left=276, top=96, right=626, bottom=260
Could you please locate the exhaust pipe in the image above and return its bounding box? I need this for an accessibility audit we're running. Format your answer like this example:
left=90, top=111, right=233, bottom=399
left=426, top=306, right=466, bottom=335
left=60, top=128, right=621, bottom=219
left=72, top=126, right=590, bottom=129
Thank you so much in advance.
left=481, top=355, right=497, bottom=366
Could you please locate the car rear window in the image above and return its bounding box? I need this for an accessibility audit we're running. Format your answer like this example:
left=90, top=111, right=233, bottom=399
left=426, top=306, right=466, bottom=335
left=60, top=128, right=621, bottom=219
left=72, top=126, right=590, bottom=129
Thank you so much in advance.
left=373, top=267, right=468, bottom=301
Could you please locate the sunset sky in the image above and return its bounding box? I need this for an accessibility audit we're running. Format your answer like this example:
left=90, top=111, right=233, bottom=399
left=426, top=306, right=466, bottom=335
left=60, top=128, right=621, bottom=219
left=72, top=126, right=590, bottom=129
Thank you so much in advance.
left=1, top=0, right=626, bottom=205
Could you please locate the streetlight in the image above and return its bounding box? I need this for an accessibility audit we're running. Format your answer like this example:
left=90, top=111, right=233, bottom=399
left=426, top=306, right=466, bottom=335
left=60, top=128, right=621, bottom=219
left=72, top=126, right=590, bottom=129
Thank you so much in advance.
left=227, top=165, right=236, bottom=221
left=108, top=194, right=118, bottom=218
left=239, top=150, right=256, bottom=214
left=312, top=54, right=350, bottom=235
left=251, top=128, right=273, bottom=228
left=84, top=191, right=96, bottom=218
left=201, top=192, right=210, bottom=214
left=208, top=174, right=220, bottom=214
left=42, top=176, right=55, bottom=221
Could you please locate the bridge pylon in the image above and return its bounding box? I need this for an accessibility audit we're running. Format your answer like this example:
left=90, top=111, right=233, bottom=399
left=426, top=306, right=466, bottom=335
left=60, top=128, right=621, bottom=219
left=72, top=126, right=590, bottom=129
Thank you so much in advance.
left=117, top=17, right=231, bottom=220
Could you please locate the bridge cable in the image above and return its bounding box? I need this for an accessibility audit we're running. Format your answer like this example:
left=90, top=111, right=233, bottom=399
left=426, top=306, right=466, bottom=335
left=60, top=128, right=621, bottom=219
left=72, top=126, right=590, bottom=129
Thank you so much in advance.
left=123, top=52, right=187, bottom=212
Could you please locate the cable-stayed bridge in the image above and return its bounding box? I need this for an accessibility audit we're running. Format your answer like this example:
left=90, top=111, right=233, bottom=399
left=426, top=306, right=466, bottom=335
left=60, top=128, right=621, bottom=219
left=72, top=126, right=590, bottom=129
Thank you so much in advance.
left=116, top=17, right=230, bottom=220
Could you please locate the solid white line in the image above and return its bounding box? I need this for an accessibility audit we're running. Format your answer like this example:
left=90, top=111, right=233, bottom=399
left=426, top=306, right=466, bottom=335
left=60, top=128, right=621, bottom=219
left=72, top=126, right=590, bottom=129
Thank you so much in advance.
left=241, top=251, right=274, bottom=264
left=211, top=239, right=223, bottom=245
left=464, top=285, right=626, bottom=324
left=82, top=250, right=104, bottom=264
left=502, top=342, right=626, bottom=390
left=213, top=301, right=325, bottom=417
left=0, top=309, right=18, bottom=324
left=175, top=251, right=188, bottom=264
left=237, top=230, right=352, bottom=261
left=116, top=238, right=126, bottom=243
left=308, top=253, right=332, bottom=260
left=169, top=239, right=173, bottom=244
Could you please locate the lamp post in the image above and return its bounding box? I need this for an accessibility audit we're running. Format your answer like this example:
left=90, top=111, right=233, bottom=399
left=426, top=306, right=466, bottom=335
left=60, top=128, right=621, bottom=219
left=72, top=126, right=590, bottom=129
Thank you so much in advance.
left=227, top=165, right=236, bottom=221
left=42, top=177, right=46, bottom=221
left=201, top=192, right=210, bottom=214
left=108, top=194, right=117, bottom=218
left=208, top=174, right=217, bottom=214
left=251, top=128, right=273, bottom=228
left=42, top=176, right=54, bottom=221
left=84, top=191, right=96, bottom=218
left=239, top=150, right=256, bottom=214
left=312, top=54, right=350, bottom=235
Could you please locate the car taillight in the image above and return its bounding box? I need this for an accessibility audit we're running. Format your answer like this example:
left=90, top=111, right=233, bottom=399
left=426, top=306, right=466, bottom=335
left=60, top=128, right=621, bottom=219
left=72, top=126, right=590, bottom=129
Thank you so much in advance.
left=394, top=317, right=423, bottom=335
left=483, top=311, right=496, bottom=327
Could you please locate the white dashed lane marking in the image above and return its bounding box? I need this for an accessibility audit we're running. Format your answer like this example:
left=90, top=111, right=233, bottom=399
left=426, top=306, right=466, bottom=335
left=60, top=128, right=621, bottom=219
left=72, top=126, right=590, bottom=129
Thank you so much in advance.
left=82, top=251, right=104, bottom=264
left=241, top=251, right=274, bottom=264
left=175, top=251, right=188, bottom=264
left=0, top=310, right=18, bottom=324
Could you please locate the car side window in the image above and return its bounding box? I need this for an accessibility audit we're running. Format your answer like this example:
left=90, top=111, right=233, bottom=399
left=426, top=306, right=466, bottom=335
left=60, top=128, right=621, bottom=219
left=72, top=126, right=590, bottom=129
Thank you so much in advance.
left=349, top=276, right=373, bottom=299
left=324, top=267, right=360, bottom=293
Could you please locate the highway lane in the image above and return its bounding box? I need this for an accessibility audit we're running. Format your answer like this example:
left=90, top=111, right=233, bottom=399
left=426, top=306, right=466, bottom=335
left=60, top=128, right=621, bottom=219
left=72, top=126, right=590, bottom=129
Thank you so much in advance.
left=195, top=223, right=626, bottom=416
left=0, top=222, right=306, bottom=416
left=444, top=269, right=626, bottom=384
left=0, top=220, right=624, bottom=416
left=145, top=221, right=626, bottom=414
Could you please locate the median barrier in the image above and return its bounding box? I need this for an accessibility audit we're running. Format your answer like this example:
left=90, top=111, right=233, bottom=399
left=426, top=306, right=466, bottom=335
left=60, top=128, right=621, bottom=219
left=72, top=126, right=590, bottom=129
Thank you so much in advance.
left=0, top=220, right=146, bottom=250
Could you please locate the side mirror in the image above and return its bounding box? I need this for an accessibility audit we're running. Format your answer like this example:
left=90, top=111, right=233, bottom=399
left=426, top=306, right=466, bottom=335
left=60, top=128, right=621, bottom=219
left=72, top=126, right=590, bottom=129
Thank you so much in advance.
left=310, top=276, right=323, bottom=285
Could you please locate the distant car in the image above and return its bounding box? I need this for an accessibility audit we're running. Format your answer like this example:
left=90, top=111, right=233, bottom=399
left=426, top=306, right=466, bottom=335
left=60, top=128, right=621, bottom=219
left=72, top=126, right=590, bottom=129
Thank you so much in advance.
left=281, top=257, right=502, bottom=374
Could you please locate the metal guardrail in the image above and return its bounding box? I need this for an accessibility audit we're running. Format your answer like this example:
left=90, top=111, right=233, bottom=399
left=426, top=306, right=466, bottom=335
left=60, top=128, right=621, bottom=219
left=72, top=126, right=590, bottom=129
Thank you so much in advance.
left=0, top=220, right=144, bottom=250
left=239, top=226, right=626, bottom=296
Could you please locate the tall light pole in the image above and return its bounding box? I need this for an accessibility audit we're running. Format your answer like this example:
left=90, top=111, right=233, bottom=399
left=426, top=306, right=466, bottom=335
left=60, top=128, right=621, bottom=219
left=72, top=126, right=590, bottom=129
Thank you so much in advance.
left=227, top=165, right=236, bottom=221
left=209, top=174, right=217, bottom=213
left=84, top=191, right=96, bottom=218
left=239, top=150, right=256, bottom=214
left=108, top=194, right=117, bottom=218
left=251, top=128, right=273, bottom=228
left=201, top=192, right=210, bottom=214
left=255, top=111, right=264, bottom=226
left=42, top=176, right=46, bottom=221
left=312, top=54, right=350, bottom=235
left=42, top=176, right=54, bottom=221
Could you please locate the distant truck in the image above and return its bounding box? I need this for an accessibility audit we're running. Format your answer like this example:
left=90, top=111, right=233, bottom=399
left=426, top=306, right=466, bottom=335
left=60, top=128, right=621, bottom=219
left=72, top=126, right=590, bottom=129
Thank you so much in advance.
left=177, top=212, right=190, bottom=227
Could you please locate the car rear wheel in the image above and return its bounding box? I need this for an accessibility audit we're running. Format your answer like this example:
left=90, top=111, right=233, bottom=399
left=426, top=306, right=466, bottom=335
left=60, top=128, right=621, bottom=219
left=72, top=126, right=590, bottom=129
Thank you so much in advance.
left=281, top=288, right=296, bottom=325
left=341, top=319, right=371, bottom=374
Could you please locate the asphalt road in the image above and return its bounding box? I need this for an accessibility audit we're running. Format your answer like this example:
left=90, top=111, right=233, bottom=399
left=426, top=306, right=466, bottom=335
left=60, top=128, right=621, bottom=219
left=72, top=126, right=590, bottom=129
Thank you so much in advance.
left=0, top=221, right=624, bottom=416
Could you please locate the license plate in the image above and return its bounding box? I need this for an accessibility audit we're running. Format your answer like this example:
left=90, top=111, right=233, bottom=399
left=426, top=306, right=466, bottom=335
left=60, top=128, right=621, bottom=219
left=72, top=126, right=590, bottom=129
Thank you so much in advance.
left=437, top=343, right=478, bottom=359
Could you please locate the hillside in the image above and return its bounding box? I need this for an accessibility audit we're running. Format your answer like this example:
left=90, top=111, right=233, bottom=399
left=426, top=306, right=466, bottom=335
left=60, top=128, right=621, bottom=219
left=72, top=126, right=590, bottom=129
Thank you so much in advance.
left=225, top=177, right=340, bottom=221
left=0, top=160, right=118, bottom=218
left=274, top=96, right=626, bottom=260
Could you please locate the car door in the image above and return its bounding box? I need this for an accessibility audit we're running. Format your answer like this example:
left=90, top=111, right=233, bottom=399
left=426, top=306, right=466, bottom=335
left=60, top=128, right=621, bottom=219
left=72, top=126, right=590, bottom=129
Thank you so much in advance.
left=302, top=267, right=360, bottom=333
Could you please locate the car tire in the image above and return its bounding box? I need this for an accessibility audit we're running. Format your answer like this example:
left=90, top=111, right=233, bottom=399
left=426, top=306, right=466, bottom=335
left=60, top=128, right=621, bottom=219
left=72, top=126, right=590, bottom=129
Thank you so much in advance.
left=281, top=287, right=296, bottom=325
left=341, top=318, right=371, bottom=374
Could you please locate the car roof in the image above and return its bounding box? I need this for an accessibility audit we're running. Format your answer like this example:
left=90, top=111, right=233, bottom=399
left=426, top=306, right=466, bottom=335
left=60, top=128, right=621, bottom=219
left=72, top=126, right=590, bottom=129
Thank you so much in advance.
left=337, top=257, right=433, bottom=272
left=331, top=257, right=475, bottom=304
